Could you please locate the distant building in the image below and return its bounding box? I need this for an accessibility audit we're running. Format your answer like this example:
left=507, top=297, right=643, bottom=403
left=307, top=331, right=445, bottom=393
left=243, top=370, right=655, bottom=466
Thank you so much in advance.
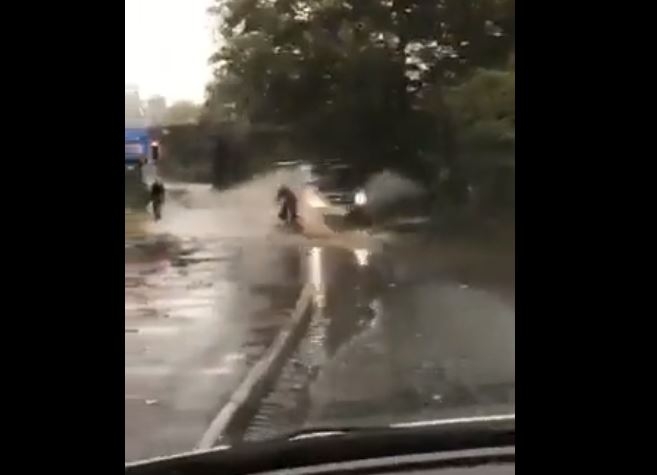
left=125, top=85, right=144, bottom=123
left=146, top=95, right=167, bottom=126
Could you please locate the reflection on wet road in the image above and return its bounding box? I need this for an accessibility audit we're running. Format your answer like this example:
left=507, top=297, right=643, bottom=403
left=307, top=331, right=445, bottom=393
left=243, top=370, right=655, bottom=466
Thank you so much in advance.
left=126, top=173, right=515, bottom=457
left=125, top=178, right=305, bottom=462
left=244, top=237, right=514, bottom=439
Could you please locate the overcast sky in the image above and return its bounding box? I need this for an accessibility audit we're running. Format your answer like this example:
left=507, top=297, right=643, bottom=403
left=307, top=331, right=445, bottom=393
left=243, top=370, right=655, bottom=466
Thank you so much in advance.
left=125, top=0, right=216, bottom=104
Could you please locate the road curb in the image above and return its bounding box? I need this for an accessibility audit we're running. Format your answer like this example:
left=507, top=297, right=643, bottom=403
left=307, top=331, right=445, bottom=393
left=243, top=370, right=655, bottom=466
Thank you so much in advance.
left=196, top=283, right=315, bottom=449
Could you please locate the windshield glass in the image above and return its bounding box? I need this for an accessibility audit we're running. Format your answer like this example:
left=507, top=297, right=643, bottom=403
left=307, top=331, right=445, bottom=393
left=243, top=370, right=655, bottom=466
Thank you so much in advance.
left=125, top=0, right=514, bottom=463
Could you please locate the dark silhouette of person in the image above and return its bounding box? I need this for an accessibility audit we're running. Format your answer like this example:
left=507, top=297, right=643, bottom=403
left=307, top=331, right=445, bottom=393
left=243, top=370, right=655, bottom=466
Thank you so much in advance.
left=150, top=180, right=166, bottom=221
left=276, top=185, right=298, bottom=224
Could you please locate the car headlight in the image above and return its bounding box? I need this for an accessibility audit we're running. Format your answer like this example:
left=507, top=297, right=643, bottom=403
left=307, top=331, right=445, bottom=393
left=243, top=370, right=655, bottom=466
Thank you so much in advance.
left=354, top=190, right=367, bottom=206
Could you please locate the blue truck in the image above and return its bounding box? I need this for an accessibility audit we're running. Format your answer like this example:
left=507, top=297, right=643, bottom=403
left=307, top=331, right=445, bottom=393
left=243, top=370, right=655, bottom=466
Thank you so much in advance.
left=125, top=127, right=151, bottom=167
left=125, top=127, right=160, bottom=181
left=125, top=126, right=160, bottom=207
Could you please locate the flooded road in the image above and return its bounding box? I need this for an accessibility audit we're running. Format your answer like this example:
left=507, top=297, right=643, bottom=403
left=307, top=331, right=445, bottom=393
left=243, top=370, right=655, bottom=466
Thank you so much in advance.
left=244, top=239, right=515, bottom=440
left=125, top=172, right=515, bottom=458
left=125, top=179, right=306, bottom=462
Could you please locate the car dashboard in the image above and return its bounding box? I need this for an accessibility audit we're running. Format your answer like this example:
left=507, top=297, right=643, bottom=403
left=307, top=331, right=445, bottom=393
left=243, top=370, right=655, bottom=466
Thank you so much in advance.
left=250, top=446, right=514, bottom=475
left=126, top=416, right=515, bottom=475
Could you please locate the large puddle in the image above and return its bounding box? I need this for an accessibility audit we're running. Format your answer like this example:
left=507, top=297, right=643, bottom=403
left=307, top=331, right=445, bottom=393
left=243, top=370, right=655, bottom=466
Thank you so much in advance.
left=125, top=175, right=308, bottom=461
left=243, top=239, right=515, bottom=441
left=125, top=170, right=515, bottom=456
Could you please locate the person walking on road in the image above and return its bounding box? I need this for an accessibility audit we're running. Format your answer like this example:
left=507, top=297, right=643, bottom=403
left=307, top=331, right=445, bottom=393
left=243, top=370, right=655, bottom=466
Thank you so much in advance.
left=276, top=185, right=299, bottom=226
left=150, top=180, right=166, bottom=221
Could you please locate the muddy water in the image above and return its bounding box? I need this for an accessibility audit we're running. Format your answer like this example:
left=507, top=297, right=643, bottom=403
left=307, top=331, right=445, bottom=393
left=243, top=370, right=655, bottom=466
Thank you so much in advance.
left=126, top=171, right=514, bottom=452
left=125, top=177, right=307, bottom=462
left=245, top=235, right=515, bottom=440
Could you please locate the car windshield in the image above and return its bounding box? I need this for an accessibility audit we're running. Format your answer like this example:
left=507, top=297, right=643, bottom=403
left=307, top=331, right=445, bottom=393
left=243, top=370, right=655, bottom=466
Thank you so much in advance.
left=125, top=0, right=514, bottom=464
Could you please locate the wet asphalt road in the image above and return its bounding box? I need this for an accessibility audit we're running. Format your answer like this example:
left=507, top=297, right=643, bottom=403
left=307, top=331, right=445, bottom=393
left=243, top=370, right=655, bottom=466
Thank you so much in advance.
left=125, top=174, right=515, bottom=459
left=125, top=179, right=306, bottom=462
left=245, top=244, right=515, bottom=440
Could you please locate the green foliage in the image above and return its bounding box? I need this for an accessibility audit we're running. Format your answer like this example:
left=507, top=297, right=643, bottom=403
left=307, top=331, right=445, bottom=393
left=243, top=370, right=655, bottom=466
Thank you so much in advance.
left=203, top=0, right=514, bottom=212
left=447, top=67, right=514, bottom=146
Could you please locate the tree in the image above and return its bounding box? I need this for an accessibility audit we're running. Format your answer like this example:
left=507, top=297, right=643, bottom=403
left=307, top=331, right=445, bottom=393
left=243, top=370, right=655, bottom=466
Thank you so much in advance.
left=204, top=0, right=514, bottom=208
left=443, top=63, right=515, bottom=211
left=447, top=66, right=515, bottom=148
left=163, top=101, right=201, bottom=125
